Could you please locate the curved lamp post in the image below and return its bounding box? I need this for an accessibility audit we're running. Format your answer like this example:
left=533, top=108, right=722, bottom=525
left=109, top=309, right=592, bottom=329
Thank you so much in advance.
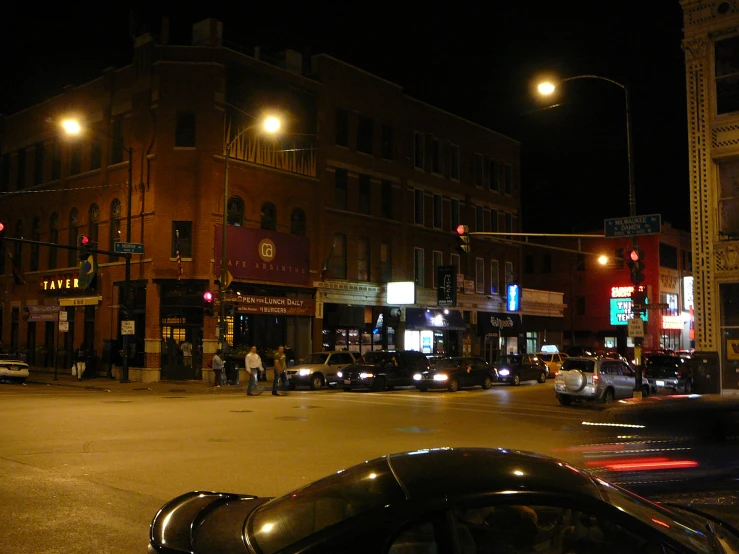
left=219, top=115, right=281, bottom=353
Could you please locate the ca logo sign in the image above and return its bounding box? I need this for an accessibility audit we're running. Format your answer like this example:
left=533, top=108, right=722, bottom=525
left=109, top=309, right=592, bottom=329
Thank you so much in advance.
left=258, top=239, right=276, bottom=262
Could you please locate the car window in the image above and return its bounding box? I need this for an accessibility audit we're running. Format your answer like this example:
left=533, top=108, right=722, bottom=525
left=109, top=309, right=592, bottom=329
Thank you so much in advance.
left=339, top=353, right=355, bottom=364
left=561, top=358, right=595, bottom=373
left=621, top=363, right=634, bottom=376
left=602, top=362, right=622, bottom=376
left=387, top=521, right=439, bottom=554
left=303, top=353, right=330, bottom=365
left=539, top=354, right=553, bottom=362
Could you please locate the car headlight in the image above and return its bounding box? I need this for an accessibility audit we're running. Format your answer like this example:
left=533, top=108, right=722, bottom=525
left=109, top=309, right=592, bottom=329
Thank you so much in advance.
left=359, top=373, right=374, bottom=379
left=433, top=374, right=448, bottom=381
left=499, top=369, right=510, bottom=376
left=298, top=369, right=311, bottom=376
left=413, top=373, right=423, bottom=380
left=337, top=371, right=343, bottom=378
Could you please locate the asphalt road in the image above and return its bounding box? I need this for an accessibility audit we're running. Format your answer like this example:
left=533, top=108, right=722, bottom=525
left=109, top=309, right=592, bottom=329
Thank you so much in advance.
left=0, top=379, right=600, bottom=553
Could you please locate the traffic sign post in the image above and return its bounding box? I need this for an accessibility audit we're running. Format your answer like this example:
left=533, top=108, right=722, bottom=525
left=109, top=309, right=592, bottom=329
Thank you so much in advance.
left=114, top=242, right=144, bottom=255
left=604, top=214, right=661, bottom=238
left=628, top=317, right=644, bottom=338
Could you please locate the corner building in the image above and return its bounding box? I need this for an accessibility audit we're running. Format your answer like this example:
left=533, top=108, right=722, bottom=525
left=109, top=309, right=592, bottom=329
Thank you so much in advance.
left=0, top=19, right=554, bottom=381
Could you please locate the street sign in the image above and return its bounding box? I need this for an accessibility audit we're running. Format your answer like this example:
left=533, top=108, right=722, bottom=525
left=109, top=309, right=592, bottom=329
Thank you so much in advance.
left=604, top=214, right=661, bottom=238
left=59, top=321, right=69, bottom=332
left=121, top=320, right=135, bottom=335
left=27, top=305, right=60, bottom=322
left=114, top=242, right=144, bottom=254
left=628, top=317, right=645, bottom=338
left=59, top=311, right=67, bottom=321
left=59, top=296, right=101, bottom=306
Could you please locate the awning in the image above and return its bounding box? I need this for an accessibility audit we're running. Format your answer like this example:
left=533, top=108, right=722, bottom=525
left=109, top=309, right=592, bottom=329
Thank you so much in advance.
left=478, top=312, right=524, bottom=337
left=405, top=308, right=466, bottom=331
left=58, top=296, right=102, bottom=307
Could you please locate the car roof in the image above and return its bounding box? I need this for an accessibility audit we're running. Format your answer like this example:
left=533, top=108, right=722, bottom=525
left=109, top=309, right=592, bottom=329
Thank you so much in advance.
left=387, top=447, right=600, bottom=501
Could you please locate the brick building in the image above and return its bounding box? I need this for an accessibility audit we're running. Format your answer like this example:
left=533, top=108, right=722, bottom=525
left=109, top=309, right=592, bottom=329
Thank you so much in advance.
left=0, top=18, right=561, bottom=381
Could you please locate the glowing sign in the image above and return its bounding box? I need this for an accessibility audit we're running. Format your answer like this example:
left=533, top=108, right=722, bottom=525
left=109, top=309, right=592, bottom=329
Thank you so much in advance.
left=611, top=286, right=635, bottom=299
left=506, top=284, right=521, bottom=312
left=387, top=282, right=416, bottom=305
left=683, top=276, right=694, bottom=311
left=662, top=315, right=683, bottom=330
left=610, top=298, right=649, bottom=325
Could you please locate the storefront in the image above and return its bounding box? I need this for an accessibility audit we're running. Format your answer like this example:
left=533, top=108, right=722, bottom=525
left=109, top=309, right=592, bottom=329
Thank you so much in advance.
left=522, top=315, right=564, bottom=354
left=321, top=305, right=395, bottom=354
left=477, top=311, right=524, bottom=363
left=404, top=308, right=465, bottom=356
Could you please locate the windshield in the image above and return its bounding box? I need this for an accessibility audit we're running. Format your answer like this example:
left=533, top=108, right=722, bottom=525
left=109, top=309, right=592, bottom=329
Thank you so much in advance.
left=644, top=356, right=682, bottom=369
left=301, top=353, right=329, bottom=365
left=561, top=359, right=595, bottom=373
left=249, top=458, right=405, bottom=553
left=431, top=358, right=459, bottom=369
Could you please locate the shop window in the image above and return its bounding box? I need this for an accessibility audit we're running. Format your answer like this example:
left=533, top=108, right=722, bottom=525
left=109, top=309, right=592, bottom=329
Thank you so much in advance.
left=381, top=125, right=394, bottom=160
left=171, top=221, right=192, bottom=258
left=335, top=168, right=348, bottom=210
left=51, top=140, right=62, bottom=180
left=476, top=257, right=485, bottom=294
left=358, top=238, right=370, bottom=281
left=414, top=189, right=424, bottom=224
left=90, top=136, right=102, bottom=170
left=30, top=216, right=40, bottom=271
left=358, top=174, right=371, bottom=214
left=175, top=111, right=196, bottom=147
left=450, top=144, right=460, bottom=180
left=332, top=234, right=347, bottom=279
left=17, top=148, right=26, bottom=188
left=716, top=35, right=739, bottom=115
left=260, top=202, right=276, bottom=231
left=49, top=213, right=59, bottom=270
left=489, top=159, right=500, bottom=191
left=69, top=142, right=82, bottom=175
left=228, top=196, right=244, bottom=226
left=491, top=260, right=499, bottom=294
left=433, top=251, right=443, bottom=288
left=414, top=247, right=424, bottom=286
left=357, top=116, right=373, bottom=154
left=381, top=180, right=393, bottom=219
left=335, top=108, right=349, bottom=147
left=526, top=331, right=538, bottom=354
left=33, top=142, right=44, bottom=185
left=290, top=208, right=306, bottom=236
left=474, top=153, right=483, bottom=187
left=109, top=200, right=121, bottom=261
left=414, top=131, right=425, bottom=169
left=381, top=240, right=392, bottom=282
left=88, top=204, right=99, bottom=244
left=110, top=117, right=125, bottom=164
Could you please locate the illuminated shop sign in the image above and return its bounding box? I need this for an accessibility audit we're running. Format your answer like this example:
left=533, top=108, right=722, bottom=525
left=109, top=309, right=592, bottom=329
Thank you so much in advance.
left=506, top=284, right=521, bottom=312
left=40, top=276, right=80, bottom=291
left=683, top=276, right=694, bottom=311
left=662, top=315, right=683, bottom=330
left=610, top=285, right=648, bottom=325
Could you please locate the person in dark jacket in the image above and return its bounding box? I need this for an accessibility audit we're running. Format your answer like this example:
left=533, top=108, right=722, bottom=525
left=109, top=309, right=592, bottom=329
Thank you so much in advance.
left=75, top=345, right=87, bottom=381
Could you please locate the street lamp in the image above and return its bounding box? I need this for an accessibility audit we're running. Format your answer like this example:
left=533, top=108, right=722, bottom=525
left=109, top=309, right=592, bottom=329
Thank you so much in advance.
left=61, top=118, right=134, bottom=383
left=219, top=115, right=281, bottom=353
left=598, top=255, right=608, bottom=266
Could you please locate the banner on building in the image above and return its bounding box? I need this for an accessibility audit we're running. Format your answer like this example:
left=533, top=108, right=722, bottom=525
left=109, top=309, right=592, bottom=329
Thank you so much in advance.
left=437, top=265, right=457, bottom=307
left=231, top=295, right=315, bottom=316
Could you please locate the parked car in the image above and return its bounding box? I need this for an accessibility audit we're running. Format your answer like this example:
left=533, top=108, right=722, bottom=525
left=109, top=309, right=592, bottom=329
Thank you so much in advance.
left=0, top=353, right=29, bottom=384
left=413, top=356, right=497, bottom=392
left=148, top=447, right=738, bottom=554
left=643, top=353, right=692, bottom=394
left=341, top=350, right=429, bottom=391
left=554, top=356, right=644, bottom=405
left=562, top=395, right=739, bottom=498
left=285, top=351, right=356, bottom=390
left=536, top=351, right=568, bottom=377
left=492, top=354, right=548, bottom=386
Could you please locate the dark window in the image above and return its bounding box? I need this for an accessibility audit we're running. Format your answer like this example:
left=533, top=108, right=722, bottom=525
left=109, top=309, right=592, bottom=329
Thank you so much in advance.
left=88, top=204, right=99, bottom=244
left=48, top=213, right=59, bottom=270
left=414, top=131, right=425, bottom=169
left=476, top=205, right=484, bottom=232
left=51, top=141, right=61, bottom=180
left=335, top=169, right=348, bottom=210
left=450, top=144, right=460, bottom=180
left=576, top=295, right=586, bottom=315
left=451, top=199, right=460, bottom=230
left=33, top=143, right=44, bottom=185
left=381, top=240, right=392, bottom=282
left=175, top=112, right=196, bottom=147
left=433, top=194, right=442, bottom=228
left=659, top=242, right=679, bottom=269
left=490, top=209, right=498, bottom=232
left=381, top=180, right=393, bottom=219
left=30, top=217, right=40, bottom=271
left=358, top=238, right=370, bottom=281
left=414, top=189, right=424, bottom=224
left=333, top=234, right=347, bottom=279
left=110, top=117, right=124, bottom=164
left=69, top=142, right=82, bottom=175
left=474, top=153, right=483, bottom=187
left=524, top=254, right=534, bottom=274
left=17, top=148, right=26, bottom=188
left=172, top=221, right=192, bottom=257
left=433, top=251, right=442, bottom=288
left=67, top=210, right=78, bottom=267
left=504, top=164, right=513, bottom=194
left=260, top=202, right=276, bottom=231
left=716, top=35, right=739, bottom=115
left=542, top=253, right=552, bottom=273
left=357, top=117, right=373, bottom=154
left=381, top=125, right=393, bottom=159
left=108, top=200, right=121, bottom=261
left=358, top=174, right=371, bottom=214
left=90, top=137, right=102, bottom=170
left=335, top=109, right=349, bottom=147
left=0, top=154, right=9, bottom=191
left=290, top=208, right=306, bottom=236
left=476, top=257, right=485, bottom=293
left=490, top=260, right=499, bottom=293
left=505, top=212, right=513, bottom=234
left=489, top=159, right=500, bottom=191
left=431, top=138, right=442, bottom=174
left=414, top=247, right=424, bottom=286
left=228, top=196, right=244, bottom=226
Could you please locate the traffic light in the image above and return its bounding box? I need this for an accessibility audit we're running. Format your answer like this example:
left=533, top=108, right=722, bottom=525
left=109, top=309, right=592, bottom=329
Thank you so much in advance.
left=626, top=248, right=645, bottom=284
left=203, top=290, right=215, bottom=316
left=0, top=222, right=5, bottom=250
left=79, top=235, right=90, bottom=260
left=456, top=224, right=470, bottom=254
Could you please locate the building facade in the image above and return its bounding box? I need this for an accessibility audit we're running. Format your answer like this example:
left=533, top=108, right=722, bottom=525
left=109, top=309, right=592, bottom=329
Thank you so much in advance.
left=522, top=224, right=693, bottom=357
left=681, top=0, right=739, bottom=391
left=0, top=18, right=562, bottom=381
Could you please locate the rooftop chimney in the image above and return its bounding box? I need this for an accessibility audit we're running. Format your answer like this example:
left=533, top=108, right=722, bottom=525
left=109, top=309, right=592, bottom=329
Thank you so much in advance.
left=192, top=18, right=222, bottom=47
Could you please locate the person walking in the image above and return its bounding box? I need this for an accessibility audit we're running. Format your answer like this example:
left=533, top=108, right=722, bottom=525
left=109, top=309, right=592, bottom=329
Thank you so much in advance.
left=212, top=350, right=225, bottom=388
left=245, top=346, right=263, bottom=396
left=181, top=340, right=193, bottom=368
left=272, top=345, right=287, bottom=396
left=75, top=344, right=86, bottom=381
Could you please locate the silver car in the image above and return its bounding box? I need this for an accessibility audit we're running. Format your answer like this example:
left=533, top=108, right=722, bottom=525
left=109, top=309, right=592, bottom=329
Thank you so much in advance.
left=0, top=354, right=29, bottom=384
left=285, top=351, right=356, bottom=390
left=554, top=357, right=640, bottom=405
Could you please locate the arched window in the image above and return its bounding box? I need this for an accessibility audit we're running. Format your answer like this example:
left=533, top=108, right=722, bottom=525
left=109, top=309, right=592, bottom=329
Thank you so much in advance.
left=30, top=216, right=41, bottom=271
left=49, top=213, right=59, bottom=269
left=68, top=209, right=79, bottom=267
left=260, top=202, right=276, bottom=231
left=13, top=220, right=23, bottom=264
left=290, top=208, right=306, bottom=236
left=88, top=204, right=99, bottom=243
left=109, top=199, right=121, bottom=260
left=228, top=196, right=244, bottom=226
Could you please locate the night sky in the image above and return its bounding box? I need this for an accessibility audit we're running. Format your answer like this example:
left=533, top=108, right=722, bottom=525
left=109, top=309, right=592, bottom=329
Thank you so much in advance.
left=1, top=4, right=689, bottom=234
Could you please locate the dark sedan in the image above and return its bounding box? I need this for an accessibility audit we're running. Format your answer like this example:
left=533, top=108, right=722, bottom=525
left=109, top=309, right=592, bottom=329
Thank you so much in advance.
left=148, top=447, right=738, bottom=554
left=644, top=353, right=692, bottom=394
left=413, top=356, right=497, bottom=392
left=493, top=353, right=548, bottom=385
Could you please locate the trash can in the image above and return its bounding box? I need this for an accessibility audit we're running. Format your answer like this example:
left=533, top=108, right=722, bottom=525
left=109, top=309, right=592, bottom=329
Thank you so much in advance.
left=685, top=351, right=721, bottom=394
left=226, top=360, right=239, bottom=385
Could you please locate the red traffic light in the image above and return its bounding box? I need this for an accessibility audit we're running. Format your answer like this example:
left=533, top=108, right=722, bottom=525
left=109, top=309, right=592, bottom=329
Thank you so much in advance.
left=0, top=222, right=4, bottom=232
left=203, top=291, right=213, bottom=302
left=629, top=249, right=640, bottom=262
left=456, top=224, right=469, bottom=235
left=81, top=235, right=90, bottom=246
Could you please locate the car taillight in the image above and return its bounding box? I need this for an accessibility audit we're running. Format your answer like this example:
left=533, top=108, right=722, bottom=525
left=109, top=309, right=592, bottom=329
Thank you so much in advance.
left=592, top=373, right=600, bottom=386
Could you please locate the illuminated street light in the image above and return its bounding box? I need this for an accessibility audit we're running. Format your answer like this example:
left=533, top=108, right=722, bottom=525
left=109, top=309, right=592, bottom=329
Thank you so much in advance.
left=598, top=255, right=608, bottom=266
left=537, top=82, right=556, bottom=96
left=263, top=116, right=281, bottom=134
left=61, top=119, right=82, bottom=135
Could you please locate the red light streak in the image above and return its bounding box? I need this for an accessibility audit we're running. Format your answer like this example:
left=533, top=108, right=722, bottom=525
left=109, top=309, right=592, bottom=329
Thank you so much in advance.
left=585, top=457, right=699, bottom=472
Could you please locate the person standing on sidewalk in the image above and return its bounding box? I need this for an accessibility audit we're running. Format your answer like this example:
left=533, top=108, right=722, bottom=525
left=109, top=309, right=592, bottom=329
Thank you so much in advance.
left=181, top=340, right=193, bottom=368
left=272, top=345, right=287, bottom=396
left=245, top=346, right=263, bottom=396
left=212, top=350, right=225, bottom=388
left=75, top=344, right=86, bottom=381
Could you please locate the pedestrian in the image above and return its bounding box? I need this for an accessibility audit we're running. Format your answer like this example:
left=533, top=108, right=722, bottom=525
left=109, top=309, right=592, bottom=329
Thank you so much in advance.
left=245, top=346, right=263, bottom=396
left=181, top=340, right=193, bottom=368
left=212, top=349, right=225, bottom=388
left=75, top=344, right=86, bottom=381
left=272, top=345, right=287, bottom=396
